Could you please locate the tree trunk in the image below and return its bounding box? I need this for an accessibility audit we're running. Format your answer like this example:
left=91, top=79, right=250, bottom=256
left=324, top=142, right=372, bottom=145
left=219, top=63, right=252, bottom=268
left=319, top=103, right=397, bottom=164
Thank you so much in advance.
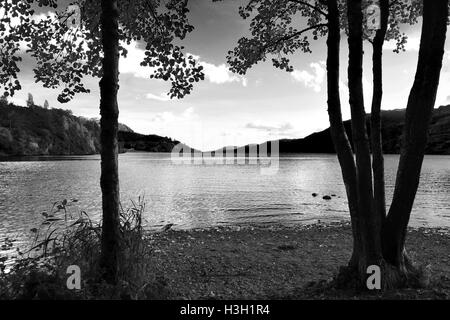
left=327, top=0, right=448, bottom=289
left=370, top=0, right=389, bottom=224
left=325, top=0, right=361, bottom=269
left=347, top=0, right=382, bottom=273
left=382, top=0, right=448, bottom=267
left=99, top=0, right=121, bottom=285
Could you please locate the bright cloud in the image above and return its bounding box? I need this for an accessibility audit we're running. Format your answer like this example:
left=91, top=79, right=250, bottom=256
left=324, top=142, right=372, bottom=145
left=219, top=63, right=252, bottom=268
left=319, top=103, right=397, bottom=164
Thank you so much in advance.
left=291, top=61, right=326, bottom=92
left=188, top=53, right=247, bottom=86
left=0, top=9, right=55, bottom=50
left=201, top=61, right=247, bottom=86
left=245, top=121, right=294, bottom=135
left=32, top=11, right=57, bottom=22
left=120, top=42, right=155, bottom=78
left=119, top=45, right=247, bottom=86
left=435, top=52, right=450, bottom=106
left=121, top=107, right=207, bottom=148
left=145, top=93, right=170, bottom=102
left=384, top=36, right=421, bottom=52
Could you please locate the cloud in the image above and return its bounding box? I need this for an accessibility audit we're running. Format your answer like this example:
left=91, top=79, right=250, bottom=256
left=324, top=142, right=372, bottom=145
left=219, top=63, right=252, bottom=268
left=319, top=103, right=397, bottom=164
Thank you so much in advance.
left=435, top=54, right=450, bottom=105
left=441, top=50, right=450, bottom=73
left=31, top=11, right=57, bottom=22
left=202, top=61, right=247, bottom=86
left=0, top=7, right=25, bottom=29
left=120, top=42, right=155, bottom=78
left=188, top=53, right=248, bottom=86
left=384, top=36, right=421, bottom=52
left=245, top=121, right=294, bottom=134
left=120, top=46, right=247, bottom=86
left=148, top=107, right=196, bottom=123
left=291, top=61, right=326, bottom=92
left=0, top=9, right=55, bottom=50
left=145, top=93, right=170, bottom=102
left=119, top=106, right=204, bottom=147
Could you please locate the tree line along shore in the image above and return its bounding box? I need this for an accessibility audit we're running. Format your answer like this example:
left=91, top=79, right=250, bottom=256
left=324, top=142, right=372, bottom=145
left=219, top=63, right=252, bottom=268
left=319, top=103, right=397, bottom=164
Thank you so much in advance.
left=3, top=100, right=450, bottom=157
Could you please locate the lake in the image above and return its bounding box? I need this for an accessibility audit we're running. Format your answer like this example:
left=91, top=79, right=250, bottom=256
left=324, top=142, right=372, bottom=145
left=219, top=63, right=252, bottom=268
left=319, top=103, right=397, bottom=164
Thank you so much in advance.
left=1, top=153, right=450, bottom=241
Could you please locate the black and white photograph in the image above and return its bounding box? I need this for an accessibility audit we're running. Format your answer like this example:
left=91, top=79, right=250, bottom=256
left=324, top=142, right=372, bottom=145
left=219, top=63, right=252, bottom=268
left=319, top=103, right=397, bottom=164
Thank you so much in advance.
left=0, top=0, right=450, bottom=309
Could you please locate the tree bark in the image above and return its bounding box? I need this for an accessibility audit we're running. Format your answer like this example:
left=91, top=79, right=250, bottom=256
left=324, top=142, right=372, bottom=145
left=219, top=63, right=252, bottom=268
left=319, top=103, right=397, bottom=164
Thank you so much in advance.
left=99, top=0, right=121, bottom=285
left=370, top=0, right=389, bottom=224
left=382, top=0, right=448, bottom=267
left=325, top=0, right=361, bottom=268
left=347, top=0, right=381, bottom=272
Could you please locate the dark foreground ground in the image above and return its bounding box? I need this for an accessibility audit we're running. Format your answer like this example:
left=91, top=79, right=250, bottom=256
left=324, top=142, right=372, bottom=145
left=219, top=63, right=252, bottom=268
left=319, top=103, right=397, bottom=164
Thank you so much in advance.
left=146, top=222, right=450, bottom=299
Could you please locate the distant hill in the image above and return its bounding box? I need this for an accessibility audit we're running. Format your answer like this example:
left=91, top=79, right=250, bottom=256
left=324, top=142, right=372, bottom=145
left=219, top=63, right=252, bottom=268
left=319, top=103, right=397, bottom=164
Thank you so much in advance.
left=118, top=131, right=181, bottom=153
left=214, top=105, right=450, bottom=155
left=4, top=100, right=450, bottom=156
left=0, top=101, right=184, bottom=156
left=0, top=102, right=101, bottom=156
left=118, top=123, right=134, bottom=133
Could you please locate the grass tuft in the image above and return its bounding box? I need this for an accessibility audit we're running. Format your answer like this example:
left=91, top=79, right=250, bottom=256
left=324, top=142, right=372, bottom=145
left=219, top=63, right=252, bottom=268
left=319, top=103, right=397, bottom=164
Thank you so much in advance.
left=0, top=197, right=165, bottom=300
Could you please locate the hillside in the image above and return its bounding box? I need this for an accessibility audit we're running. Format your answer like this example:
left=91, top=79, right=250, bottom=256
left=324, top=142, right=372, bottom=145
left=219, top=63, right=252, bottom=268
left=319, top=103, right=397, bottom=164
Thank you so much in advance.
left=0, top=102, right=101, bottom=156
left=213, top=105, right=450, bottom=155
left=3, top=101, right=450, bottom=156
left=118, top=131, right=181, bottom=153
left=0, top=102, right=182, bottom=156
left=278, top=105, right=450, bottom=154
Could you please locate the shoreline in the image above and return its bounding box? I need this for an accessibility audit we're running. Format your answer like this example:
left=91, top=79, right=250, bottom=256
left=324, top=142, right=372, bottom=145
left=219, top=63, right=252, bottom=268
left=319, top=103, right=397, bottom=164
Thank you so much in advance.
left=2, top=221, right=450, bottom=299
left=145, top=222, right=450, bottom=299
left=3, top=152, right=450, bottom=158
left=160, top=219, right=450, bottom=235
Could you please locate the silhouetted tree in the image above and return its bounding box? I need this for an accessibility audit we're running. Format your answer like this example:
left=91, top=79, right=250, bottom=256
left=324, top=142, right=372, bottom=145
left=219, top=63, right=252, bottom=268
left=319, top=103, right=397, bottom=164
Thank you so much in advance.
left=44, top=99, right=49, bottom=109
left=228, top=0, right=448, bottom=287
left=0, top=0, right=28, bottom=97
left=1, top=0, right=204, bottom=284
left=26, top=93, right=34, bottom=107
left=0, top=94, right=7, bottom=106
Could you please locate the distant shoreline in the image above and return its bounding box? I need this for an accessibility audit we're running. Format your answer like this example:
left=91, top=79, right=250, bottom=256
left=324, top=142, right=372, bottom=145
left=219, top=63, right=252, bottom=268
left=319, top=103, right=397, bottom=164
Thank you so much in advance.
left=3, top=151, right=450, bottom=159
left=3, top=102, right=450, bottom=156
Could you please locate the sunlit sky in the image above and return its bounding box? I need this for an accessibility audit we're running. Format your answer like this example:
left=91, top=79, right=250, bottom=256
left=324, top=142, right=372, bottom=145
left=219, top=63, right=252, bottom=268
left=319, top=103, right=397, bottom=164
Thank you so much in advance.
left=8, top=1, right=450, bottom=151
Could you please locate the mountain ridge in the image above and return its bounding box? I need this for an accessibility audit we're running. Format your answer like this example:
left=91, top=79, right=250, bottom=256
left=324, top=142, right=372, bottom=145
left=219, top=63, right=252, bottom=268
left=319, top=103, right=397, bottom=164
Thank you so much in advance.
left=210, top=105, right=450, bottom=155
left=2, top=100, right=450, bottom=156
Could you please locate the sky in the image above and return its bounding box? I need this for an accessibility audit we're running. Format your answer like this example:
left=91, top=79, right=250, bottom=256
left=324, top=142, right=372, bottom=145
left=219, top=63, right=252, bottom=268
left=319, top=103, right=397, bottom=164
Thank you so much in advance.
left=7, top=1, right=450, bottom=151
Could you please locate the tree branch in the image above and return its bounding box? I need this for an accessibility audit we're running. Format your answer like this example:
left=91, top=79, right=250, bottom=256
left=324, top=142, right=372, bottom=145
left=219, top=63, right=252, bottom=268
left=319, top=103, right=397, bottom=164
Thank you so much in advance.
left=264, top=23, right=328, bottom=51
left=144, top=0, right=162, bottom=30
left=389, top=0, right=401, bottom=8
left=288, top=0, right=328, bottom=17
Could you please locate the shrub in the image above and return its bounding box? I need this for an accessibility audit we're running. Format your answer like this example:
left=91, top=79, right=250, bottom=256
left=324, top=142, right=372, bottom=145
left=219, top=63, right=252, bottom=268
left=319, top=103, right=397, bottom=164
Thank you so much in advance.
left=0, top=197, right=155, bottom=299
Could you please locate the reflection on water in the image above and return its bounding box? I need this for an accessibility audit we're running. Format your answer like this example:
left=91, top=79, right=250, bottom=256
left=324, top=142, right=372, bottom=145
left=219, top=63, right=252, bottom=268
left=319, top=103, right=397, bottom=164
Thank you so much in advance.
left=1, top=153, right=449, bottom=242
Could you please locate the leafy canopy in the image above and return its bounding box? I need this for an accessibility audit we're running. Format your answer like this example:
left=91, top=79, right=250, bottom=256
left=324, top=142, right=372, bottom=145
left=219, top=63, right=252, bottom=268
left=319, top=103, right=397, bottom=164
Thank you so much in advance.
left=0, top=0, right=204, bottom=102
left=224, top=0, right=423, bottom=76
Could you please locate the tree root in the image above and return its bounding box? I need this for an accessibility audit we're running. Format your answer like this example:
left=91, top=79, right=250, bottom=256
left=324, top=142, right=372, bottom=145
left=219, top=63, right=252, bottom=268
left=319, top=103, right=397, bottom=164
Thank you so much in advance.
left=332, top=255, right=431, bottom=291
left=383, top=255, right=431, bottom=289
left=332, top=265, right=361, bottom=290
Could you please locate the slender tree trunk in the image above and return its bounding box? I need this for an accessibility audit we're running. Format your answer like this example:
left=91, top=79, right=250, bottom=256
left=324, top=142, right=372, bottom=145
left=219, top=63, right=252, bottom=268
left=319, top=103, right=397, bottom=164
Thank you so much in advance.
left=325, top=0, right=361, bottom=268
left=370, top=0, right=389, bottom=224
left=99, top=0, right=121, bottom=285
left=347, top=0, right=382, bottom=273
left=327, top=0, right=448, bottom=289
left=382, top=0, right=448, bottom=267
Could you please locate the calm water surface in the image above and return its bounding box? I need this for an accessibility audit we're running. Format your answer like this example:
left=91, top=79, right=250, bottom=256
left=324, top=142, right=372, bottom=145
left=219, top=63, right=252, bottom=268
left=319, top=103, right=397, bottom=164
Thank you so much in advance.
left=1, top=153, right=450, bottom=241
